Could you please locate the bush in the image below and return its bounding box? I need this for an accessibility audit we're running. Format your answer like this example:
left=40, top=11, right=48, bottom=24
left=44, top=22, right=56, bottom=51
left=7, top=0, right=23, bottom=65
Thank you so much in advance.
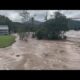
left=36, top=31, right=43, bottom=39
left=36, top=30, right=68, bottom=40
left=32, top=33, right=36, bottom=38
left=47, top=33, right=59, bottom=40
left=36, top=29, right=62, bottom=40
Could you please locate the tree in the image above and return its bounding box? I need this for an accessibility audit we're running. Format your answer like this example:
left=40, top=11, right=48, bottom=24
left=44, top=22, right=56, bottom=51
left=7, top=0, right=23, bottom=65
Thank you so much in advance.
left=54, top=11, right=69, bottom=39
left=0, top=15, right=13, bottom=34
left=20, top=10, right=30, bottom=32
left=36, top=11, right=69, bottom=40
left=20, top=10, right=30, bottom=22
left=19, top=10, right=30, bottom=40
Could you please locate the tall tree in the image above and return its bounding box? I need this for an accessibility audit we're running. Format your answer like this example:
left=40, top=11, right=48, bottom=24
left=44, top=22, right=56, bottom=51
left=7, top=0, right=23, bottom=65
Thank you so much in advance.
left=19, top=10, right=30, bottom=40
left=54, top=11, right=69, bottom=38
left=20, top=10, right=30, bottom=23
left=36, top=11, right=69, bottom=40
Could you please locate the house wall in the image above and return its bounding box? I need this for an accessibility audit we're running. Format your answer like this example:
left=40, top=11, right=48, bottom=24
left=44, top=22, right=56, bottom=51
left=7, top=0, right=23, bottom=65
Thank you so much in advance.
left=0, top=25, right=9, bottom=35
left=0, top=30, right=9, bottom=35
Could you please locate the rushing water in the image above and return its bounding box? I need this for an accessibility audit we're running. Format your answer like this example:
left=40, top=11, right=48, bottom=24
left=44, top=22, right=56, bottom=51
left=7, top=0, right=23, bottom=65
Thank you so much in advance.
left=65, top=30, right=80, bottom=38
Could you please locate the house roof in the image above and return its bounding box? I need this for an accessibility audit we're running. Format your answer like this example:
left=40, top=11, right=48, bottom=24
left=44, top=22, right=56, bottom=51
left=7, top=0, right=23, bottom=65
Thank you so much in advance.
left=0, top=25, right=8, bottom=30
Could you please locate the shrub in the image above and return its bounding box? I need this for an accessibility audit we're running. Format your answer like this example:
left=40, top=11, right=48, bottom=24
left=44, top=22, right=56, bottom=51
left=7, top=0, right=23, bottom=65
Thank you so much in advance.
left=36, top=29, right=62, bottom=40
left=36, top=30, right=43, bottom=39
left=32, top=33, right=36, bottom=38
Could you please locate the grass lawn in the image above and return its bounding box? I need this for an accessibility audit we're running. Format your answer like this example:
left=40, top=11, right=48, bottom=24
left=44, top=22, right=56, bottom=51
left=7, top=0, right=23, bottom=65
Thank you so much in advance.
left=0, top=35, right=16, bottom=48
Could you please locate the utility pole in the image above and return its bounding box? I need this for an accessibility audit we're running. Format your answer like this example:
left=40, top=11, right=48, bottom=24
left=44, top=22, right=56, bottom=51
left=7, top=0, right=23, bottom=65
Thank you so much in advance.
left=45, top=11, right=48, bottom=21
left=31, top=14, right=36, bottom=38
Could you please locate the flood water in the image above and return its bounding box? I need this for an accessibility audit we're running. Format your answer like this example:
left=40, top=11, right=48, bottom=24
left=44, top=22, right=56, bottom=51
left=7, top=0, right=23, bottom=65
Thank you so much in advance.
left=65, top=30, right=80, bottom=38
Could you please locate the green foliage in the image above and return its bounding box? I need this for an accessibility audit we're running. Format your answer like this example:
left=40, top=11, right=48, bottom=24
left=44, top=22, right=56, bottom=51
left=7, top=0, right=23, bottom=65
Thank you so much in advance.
left=47, top=33, right=59, bottom=40
left=68, top=19, right=80, bottom=30
left=36, top=11, right=69, bottom=40
left=36, top=30, right=43, bottom=39
left=35, top=25, right=48, bottom=39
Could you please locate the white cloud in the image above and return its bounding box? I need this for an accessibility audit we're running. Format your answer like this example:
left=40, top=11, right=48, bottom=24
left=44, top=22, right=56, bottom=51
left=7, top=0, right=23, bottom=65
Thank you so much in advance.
left=0, top=10, right=80, bottom=22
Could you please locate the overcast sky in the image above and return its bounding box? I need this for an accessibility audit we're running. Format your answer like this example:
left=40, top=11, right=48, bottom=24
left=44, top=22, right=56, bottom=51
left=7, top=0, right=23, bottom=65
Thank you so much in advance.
left=0, top=10, right=80, bottom=22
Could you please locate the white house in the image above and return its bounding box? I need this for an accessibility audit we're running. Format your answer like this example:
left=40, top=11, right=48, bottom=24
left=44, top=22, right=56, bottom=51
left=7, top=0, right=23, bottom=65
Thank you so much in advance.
left=0, top=25, right=9, bottom=35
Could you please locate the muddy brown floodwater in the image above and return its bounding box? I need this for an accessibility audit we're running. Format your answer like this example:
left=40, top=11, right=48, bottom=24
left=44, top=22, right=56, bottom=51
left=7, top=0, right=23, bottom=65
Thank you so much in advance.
left=0, top=33, right=80, bottom=70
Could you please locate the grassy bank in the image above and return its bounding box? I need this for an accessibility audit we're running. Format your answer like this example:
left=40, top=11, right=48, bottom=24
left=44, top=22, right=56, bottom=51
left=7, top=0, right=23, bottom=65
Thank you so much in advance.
left=0, top=35, right=16, bottom=48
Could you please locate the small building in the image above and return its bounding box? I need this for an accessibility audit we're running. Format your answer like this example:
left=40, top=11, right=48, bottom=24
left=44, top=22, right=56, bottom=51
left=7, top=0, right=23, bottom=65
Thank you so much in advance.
left=0, top=25, right=9, bottom=35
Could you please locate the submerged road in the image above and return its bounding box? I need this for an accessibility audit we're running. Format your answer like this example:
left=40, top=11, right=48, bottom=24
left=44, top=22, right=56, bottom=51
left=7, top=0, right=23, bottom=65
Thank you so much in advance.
left=0, top=33, right=80, bottom=70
